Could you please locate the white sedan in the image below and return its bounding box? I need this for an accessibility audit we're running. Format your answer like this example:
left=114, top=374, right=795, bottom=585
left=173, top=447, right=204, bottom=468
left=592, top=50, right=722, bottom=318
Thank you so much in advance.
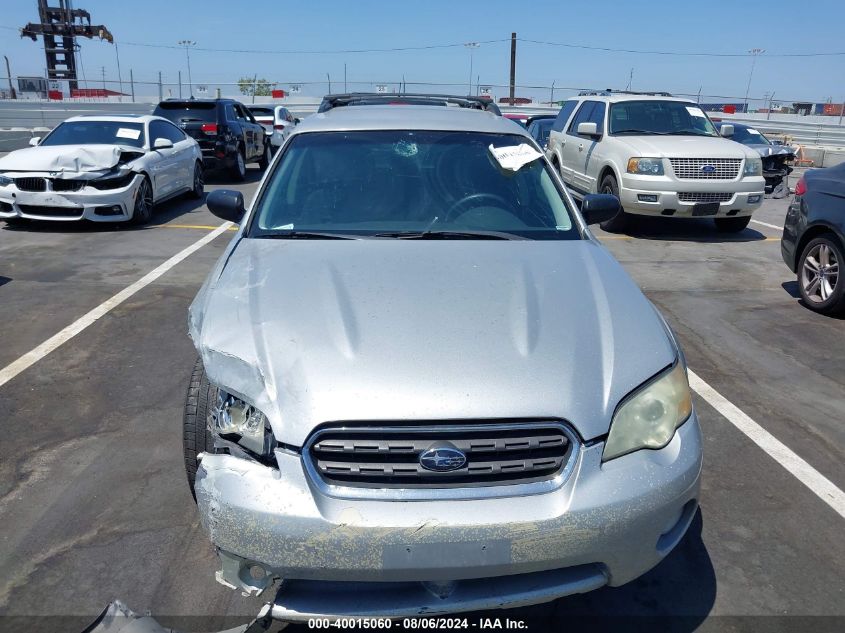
left=0, top=114, right=203, bottom=224
left=246, top=105, right=299, bottom=150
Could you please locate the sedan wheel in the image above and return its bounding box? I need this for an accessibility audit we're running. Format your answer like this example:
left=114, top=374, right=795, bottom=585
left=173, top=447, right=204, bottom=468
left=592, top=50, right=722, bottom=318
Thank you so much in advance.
left=190, top=163, right=204, bottom=199
left=799, top=236, right=844, bottom=313
left=130, top=177, right=154, bottom=225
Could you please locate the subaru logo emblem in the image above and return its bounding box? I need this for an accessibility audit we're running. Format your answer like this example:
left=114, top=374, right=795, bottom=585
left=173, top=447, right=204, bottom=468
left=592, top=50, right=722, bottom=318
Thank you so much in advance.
left=419, top=443, right=467, bottom=472
left=700, top=164, right=716, bottom=173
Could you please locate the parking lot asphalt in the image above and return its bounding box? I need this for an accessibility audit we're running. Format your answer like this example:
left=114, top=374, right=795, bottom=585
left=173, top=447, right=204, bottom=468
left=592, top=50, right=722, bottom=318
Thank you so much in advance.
left=0, top=167, right=842, bottom=632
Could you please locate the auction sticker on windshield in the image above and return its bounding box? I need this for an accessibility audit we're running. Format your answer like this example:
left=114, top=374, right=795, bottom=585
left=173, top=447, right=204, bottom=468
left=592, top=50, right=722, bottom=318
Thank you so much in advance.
left=488, top=143, right=543, bottom=172
left=116, top=127, right=142, bottom=140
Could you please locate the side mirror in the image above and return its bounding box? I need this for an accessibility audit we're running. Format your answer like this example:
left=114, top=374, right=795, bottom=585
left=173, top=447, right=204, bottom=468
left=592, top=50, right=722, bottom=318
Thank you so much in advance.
left=29, top=137, right=41, bottom=146
left=577, top=122, right=601, bottom=138
left=294, top=118, right=300, bottom=124
left=207, top=189, right=245, bottom=223
left=719, top=124, right=734, bottom=137
left=153, top=137, right=174, bottom=150
left=581, top=194, right=620, bottom=225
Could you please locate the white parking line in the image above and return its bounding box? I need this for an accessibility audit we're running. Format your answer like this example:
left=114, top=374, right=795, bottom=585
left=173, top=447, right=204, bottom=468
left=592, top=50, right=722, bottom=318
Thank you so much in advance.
left=688, top=369, right=845, bottom=520
left=751, top=218, right=783, bottom=231
left=0, top=222, right=232, bottom=390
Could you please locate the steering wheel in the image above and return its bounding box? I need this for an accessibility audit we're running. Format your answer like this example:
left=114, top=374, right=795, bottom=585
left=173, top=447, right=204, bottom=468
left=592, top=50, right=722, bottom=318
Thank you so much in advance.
left=443, top=192, right=511, bottom=223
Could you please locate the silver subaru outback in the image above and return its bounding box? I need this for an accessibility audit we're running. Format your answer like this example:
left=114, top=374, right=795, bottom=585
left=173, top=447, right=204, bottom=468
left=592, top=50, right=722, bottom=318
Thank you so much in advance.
left=185, top=102, right=702, bottom=622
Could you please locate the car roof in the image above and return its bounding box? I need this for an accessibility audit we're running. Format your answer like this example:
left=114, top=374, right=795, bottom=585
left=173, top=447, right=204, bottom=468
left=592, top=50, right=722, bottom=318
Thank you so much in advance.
left=291, top=105, right=529, bottom=136
left=64, top=114, right=162, bottom=124
left=567, top=94, right=696, bottom=104
left=714, top=121, right=753, bottom=129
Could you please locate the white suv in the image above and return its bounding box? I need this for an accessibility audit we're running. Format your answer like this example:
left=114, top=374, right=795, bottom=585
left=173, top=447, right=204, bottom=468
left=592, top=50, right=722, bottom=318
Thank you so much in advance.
left=546, top=93, right=765, bottom=232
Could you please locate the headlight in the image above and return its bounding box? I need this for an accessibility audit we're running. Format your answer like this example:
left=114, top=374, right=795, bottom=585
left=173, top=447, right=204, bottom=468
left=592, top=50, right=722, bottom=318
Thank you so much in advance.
left=743, top=157, right=762, bottom=176
left=627, top=157, right=664, bottom=175
left=603, top=363, right=692, bottom=461
left=209, top=390, right=274, bottom=457
left=89, top=172, right=136, bottom=190
left=0, top=175, right=12, bottom=187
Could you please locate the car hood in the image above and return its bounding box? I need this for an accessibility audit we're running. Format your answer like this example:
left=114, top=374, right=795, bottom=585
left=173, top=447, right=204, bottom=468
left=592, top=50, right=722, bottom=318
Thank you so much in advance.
left=0, top=144, right=145, bottom=178
left=190, top=239, right=676, bottom=445
left=613, top=135, right=753, bottom=159
left=746, top=143, right=795, bottom=158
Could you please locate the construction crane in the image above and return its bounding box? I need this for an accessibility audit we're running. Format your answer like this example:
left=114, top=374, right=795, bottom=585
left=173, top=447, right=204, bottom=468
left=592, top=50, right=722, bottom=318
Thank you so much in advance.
left=20, top=0, right=113, bottom=91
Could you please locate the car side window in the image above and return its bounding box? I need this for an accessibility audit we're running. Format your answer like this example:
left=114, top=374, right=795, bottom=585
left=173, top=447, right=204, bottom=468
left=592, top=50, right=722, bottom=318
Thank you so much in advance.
left=160, top=120, right=187, bottom=144
left=224, top=104, right=237, bottom=122
left=551, top=100, right=578, bottom=133
left=567, top=100, right=605, bottom=138
left=149, top=120, right=170, bottom=146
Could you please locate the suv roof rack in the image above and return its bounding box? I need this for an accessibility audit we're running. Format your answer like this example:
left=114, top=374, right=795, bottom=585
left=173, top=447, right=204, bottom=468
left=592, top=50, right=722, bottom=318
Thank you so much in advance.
left=318, top=92, right=502, bottom=115
left=577, top=89, right=674, bottom=97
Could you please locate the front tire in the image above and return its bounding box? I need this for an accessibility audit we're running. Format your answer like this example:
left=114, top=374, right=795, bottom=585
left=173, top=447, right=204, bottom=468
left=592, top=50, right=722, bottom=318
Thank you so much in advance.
left=189, top=162, right=204, bottom=199
left=798, top=235, right=844, bottom=314
left=714, top=216, right=752, bottom=233
left=130, top=176, right=154, bottom=225
left=598, top=174, right=629, bottom=233
left=183, top=357, right=218, bottom=499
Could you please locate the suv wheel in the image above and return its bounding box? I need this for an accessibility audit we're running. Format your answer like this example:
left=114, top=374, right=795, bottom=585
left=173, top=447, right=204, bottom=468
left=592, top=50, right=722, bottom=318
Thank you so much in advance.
left=798, top=235, right=844, bottom=314
left=231, top=147, right=247, bottom=181
left=258, top=142, right=271, bottom=170
left=183, top=357, right=218, bottom=499
left=714, top=216, right=751, bottom=233
left=598, top=174, right=629, bottom=233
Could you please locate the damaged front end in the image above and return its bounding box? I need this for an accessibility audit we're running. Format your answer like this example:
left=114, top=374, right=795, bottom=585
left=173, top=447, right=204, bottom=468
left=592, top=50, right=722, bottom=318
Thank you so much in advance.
left=0, top=144, right=146, bottom=222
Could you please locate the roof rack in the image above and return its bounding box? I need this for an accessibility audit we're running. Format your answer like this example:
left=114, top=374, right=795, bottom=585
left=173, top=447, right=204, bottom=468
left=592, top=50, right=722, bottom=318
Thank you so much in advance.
left=318, top=92, right=502, bottom=115
left=577, top=89, right=674, bottom=97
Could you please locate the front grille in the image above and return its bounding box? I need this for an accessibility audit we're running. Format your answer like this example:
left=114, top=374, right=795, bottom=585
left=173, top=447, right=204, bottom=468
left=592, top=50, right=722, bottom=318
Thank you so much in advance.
left=669, top=158, right=741, bottom=180
left=18, top=204, right=82, bottom=218
left=14, top=177, right=47, bottom=191
left=307, top=422, right=574, bottom=488
left=51, top=179, right=86, bottom=192
left=678, top=192, right=733, bottom=203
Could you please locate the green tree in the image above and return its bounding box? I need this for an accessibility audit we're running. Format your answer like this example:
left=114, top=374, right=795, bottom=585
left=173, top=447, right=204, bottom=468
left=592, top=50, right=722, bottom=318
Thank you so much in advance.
left=237, top=77, right=273, bottom=96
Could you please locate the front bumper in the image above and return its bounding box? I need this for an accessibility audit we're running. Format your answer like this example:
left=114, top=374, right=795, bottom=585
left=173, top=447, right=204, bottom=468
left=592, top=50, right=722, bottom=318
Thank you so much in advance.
left=618, top=173, right=765, bottom=217
left=195, top=414, right=702, bottom=616
left=0, top=176, right=141, bottom=222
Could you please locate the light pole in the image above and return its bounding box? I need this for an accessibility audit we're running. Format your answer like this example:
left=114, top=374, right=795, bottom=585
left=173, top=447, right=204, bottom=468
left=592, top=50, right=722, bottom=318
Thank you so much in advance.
left=464, top=42, right=479, bottom=95
left=743, top=48, right=765, bottom=111
left=178, top=40, right=196, bottom=96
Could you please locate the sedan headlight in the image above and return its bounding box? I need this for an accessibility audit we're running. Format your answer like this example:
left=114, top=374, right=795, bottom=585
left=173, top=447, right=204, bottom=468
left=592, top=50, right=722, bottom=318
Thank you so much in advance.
left=627, top=157, right=664, bottom=176
left=0, top=175, right=12, bottom=187
left=603, top=363, right=692, bottom=462
left=209, top=390, right=274, bottom=457
left=743, top=156, right=762, bottom=176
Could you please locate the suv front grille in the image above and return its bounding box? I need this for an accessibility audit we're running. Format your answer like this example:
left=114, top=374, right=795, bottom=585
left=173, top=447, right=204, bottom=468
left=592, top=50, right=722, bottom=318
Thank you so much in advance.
left=669, top=158, right=741, bottom=180
left=14, top=177, right=47, bottom=191
left=678, top=192, right=733, bottom=203
left=306, top=422, right=575, bottom=489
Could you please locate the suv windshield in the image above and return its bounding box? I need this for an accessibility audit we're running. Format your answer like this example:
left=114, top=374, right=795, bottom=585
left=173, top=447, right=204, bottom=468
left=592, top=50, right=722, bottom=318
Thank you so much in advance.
left=730, top=125, right=771, bottom=146
left=250, top=130, right=578, bottom=240
left=609, top=100, right=718, bottom=137
left=41, top=121, right=146, bottom=148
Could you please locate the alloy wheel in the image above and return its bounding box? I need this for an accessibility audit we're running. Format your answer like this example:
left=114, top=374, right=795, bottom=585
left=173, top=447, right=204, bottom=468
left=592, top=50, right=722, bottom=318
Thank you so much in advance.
left=802, top=243, right=839, bottom=303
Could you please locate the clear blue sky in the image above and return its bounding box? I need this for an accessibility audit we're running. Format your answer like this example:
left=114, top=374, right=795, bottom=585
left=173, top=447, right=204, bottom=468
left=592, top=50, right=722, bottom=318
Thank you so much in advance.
left=1, top=0, right=843, bottom=103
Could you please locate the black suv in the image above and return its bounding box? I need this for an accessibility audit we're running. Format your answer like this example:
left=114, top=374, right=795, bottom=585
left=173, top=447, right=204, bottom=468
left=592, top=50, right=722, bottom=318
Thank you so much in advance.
left=153, top=99, right=270, bottom=180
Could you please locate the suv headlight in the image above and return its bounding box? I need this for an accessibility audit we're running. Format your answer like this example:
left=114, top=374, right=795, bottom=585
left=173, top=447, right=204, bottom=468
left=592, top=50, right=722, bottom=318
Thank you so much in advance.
left=627, top=157, right=664, bottom=176
left=603, top=363, right=692, bottom=462
left=743, top=156, right=762, bottom=176
left=209, top=390, right=274, bottom=457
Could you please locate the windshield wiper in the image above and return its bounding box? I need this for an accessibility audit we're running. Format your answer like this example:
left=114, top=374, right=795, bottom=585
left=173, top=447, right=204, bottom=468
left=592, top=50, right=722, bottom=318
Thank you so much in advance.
left=373, top=230, right=525, bottom=240
left=255, top=230, right=358, bottom=240
left=663, top=131, right=716, bottom=137
left=612, top=129, right=666, bottom=136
